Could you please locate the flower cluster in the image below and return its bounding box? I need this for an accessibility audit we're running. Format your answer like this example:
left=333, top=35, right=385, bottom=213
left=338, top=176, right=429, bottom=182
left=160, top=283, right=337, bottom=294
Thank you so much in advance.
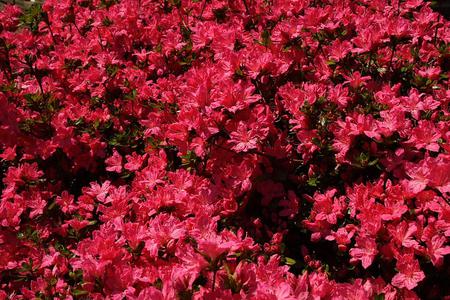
left=1, top=0, right=449, bottom=299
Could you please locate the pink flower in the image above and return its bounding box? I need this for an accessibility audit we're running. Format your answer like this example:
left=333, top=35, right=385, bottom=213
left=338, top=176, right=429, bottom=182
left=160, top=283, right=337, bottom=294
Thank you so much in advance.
left=328, top=40, right=353, bottom=61
left=124, top=152, right=147, bottom=171
left=404, top=160, right=431, bottom=194
left=0, top=146, right=16, bottom=161
left=349, top=235, right=378, bottom=269
left=67, top=219, right=90, bottom=231
left=105, top=150, right=123, bottom=173
left=229, top=122, right=259, bottom=153
left=406, top=120, right=441, bottom=152
left=279, top=190, right=299, bottom=218
left=388, top=221, right=419, bottom=249
left=343, top=71, right=371, bottom=89
left=83, top=181, right=111, bottom=203
left=326, top=225, right=356, bottom=251
left=391, top=254, right=425, bottom=290
left=138, top=287, right=164, bottom=300
left=197, top=236, right=234, bottom=261
left=428, top=155, right=450, bottom=194
left=425, top=235, right=450, bottom=267
left=27, top=191, right=47, bottom=219
left=56, top=191, right=77, bottom=214
left=417, top=66, right=441, bottom=80
left=0, top=0, right=449, bottom=297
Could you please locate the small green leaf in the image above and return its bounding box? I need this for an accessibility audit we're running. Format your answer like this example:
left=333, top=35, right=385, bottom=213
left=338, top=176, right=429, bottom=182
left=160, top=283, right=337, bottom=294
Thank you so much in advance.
left=374, top=293, right=385, bottom=300
left=368, top=158, right=379, bottom=166
left=307, top=177, right=319, bottom=187
left=285, top=257, right=296, bottom=265
left=72, top=289, right=89, bottom=296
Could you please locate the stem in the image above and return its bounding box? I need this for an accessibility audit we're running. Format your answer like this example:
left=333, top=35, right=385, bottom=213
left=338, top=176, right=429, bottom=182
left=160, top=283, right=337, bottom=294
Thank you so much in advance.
left=42, top=13, right=57, bottom=44
left=366, top=51, right=373, bottom=71
left=45, top=21, right=57, bottom=44
left=242, top=0, right=250, bottom=15
left=199, top=0, right=207, bottom=19
left=212, top=267, right=217, bottom=291
left=433, top=15, right=441, bottom=46
left=97, top=28, right=105, bottom=51
left=388, top=41, right=397, bottom=72
left=73, top=21, right=84, bottom=37
left=0, top=39, right=13, bottom=80
left=35, top=71, right=45, bottom=95
left=27, top=61, right=45, bottom=95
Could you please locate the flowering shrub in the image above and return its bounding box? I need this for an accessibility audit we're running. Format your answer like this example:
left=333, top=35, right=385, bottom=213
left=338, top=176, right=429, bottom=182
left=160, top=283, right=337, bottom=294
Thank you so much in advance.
left=1, top=0, right=450, bottom=298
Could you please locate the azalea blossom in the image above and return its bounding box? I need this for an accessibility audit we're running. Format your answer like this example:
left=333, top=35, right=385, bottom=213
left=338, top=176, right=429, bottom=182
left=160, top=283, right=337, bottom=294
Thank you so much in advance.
left=391, top=254, right=425, bottom=290
left=0, top=0, right=449, bottom=298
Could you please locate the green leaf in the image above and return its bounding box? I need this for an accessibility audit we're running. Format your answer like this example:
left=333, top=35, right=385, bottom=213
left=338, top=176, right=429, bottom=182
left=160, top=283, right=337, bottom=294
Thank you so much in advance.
left=102, top=17, right=113, bottom=26
left=284, top=257, right=296, bottom=265
left=307, top=177, right=319, bottom=187
left=19, top=3, right=44, bottom=33
left=72, top=289, right=89, bottom=296
left=47, top=201, right=57, bottom=211
left=106, top=64, right=119, bottom=77
left=368, top=158, right=379, bottom=166
left=374, top=294, right=385, bottom=300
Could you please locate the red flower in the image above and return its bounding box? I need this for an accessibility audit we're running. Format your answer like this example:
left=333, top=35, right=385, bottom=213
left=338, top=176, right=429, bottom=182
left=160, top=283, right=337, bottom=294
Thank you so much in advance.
left=388, top=221, right=419, bottom=249
left=0, top=0, right=449, bottom=297
left=0, top=146, right=16, bottom=161
left=406, top=120, right=441, bottom=152
left=229, top=122, right=259, bottom=153
left=56, top=191, right=76, bottom=214
left=425, top=235, right=450, bottom=267
left=350, top=235, right=378, bottom=269
left=391, top=254, right=425, bottom=290
left=343, top=71, right=371, bottom=89
left=124, top=152, right=147, bottom=172
left=105, top=150, right=123, bottom=173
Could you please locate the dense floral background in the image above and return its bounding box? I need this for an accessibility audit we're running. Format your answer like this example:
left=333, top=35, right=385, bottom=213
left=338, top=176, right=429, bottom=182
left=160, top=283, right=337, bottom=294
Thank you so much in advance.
left=0, top=0, right=449, bottom=299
